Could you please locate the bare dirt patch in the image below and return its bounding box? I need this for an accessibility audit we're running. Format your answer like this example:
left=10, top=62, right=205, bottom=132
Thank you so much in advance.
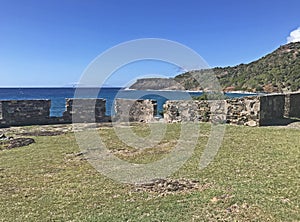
left=132, top=178, right=211, bottom=194
left=16, top=131, right=65, bottom=137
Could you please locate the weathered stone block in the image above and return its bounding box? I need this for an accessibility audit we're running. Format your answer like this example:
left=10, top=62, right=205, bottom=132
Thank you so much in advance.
left=1, top=100, right=51, bottom=126
left=163, top=100, right=225, bottom=123
left=225, top=96, right=260, bottom=126
left=285, top=93, right=300, bottom=118
left=259, top=94, right=285, bottom=126
left=63, top=98, right=107, bottom=123
left=114, top=99, right=157, bottom=123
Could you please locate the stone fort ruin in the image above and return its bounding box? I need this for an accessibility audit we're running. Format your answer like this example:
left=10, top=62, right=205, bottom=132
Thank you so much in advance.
left=0, top=93, right=299, bottom=128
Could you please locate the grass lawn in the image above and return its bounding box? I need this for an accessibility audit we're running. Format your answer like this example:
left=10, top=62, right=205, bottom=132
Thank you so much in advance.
left=0, top=123, right=299, bottom=221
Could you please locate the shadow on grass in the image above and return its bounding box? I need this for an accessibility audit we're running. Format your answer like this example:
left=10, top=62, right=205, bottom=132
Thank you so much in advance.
left=260, top=117, right=300, bottom=126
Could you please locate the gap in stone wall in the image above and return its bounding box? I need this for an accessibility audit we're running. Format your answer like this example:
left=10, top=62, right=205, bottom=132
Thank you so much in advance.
left=49, top=98, right=67, bottom=118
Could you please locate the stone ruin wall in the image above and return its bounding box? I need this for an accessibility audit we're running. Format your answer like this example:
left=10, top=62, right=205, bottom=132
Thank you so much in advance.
left=0, top=99, right=108, bottom=127
left=0, top=102, right=2, bottom=119
left=0, top=100, right=51, bottom=126
left=163, top=100, right=211, bottom=123
left=163, top=94, right=293, bottom=127
left=225, top=96, right=261, bottom=126
left=164, top=97, right=260, bottom=126
left=63, top=98, right=108, bottom=123
left=259, top=94, right=286, bottom=126
left=163, top=100, right=227, bottom=123
left=289, top=93, right=300, bottom=118
left=114, top=99, right=157, bottom=123
left=284, top=93, right=300, bottom=118
left=0, top=93, right=299, bottom=128
left=0, top=102, right=7, bottom=127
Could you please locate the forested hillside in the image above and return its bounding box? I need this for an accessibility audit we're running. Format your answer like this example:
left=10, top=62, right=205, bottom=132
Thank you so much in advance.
left=175, top=42, right=300, bottom=92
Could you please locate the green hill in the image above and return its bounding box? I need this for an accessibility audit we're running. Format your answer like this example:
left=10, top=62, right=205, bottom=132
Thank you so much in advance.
left=174, top=42, right=300, bottom=93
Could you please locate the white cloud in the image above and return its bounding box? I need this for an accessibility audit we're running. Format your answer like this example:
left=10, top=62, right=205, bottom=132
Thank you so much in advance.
left=287, top=27, right=300, bottom=43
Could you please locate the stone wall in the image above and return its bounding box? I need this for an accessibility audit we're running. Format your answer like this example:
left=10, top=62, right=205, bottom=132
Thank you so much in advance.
left=163, top=95, right=287, bottom=127
left=0, top=102, right=2, bottom=119
left=209, top=100, right=227, bottom=123
left=284, top=93, right=300, bottom=118
left=259, top=94, right=286, bottom=126
left=114, top=99, right=157, bottom=123
left=0, top=100, right=51, bottom=126
left=0, top=93, right=299, bottom=127
left=0, top=102, right=8, bottom=127
left=164, top=97, right=260, bottom=126
left=0, top=98, right=108, bottom=127
left=63, top=98, right=107, bottom=123
left=163, top=100, right=211, bottom=123
left=225, top=96, right=260, bottom=126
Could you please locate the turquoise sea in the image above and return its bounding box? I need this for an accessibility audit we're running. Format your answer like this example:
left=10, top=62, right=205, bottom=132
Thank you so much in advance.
left=0, top=88, right=257, bottom=117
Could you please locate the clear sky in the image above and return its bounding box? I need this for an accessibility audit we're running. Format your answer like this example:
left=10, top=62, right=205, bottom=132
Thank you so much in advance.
left=1, top=0, right=300, bottom=87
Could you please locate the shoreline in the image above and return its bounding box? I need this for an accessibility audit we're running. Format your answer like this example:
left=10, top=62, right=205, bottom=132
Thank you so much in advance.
left=124, top=88, right=261, bottom=95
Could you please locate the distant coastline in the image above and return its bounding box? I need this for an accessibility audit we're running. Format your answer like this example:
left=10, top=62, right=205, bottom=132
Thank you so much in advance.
left=124, top=87, right=262, bottom=95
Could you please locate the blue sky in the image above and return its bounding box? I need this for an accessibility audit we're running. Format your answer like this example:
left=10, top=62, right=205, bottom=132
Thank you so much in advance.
left=1, top=0, right=300, bottom=87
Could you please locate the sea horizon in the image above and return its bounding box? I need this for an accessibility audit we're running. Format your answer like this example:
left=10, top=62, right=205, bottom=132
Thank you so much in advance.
left=0, top=87, right=258, bottom=117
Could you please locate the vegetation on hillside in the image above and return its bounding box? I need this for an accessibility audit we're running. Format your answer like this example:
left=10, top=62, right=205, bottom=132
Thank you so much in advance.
left=175, top=42, right=300, bottom=93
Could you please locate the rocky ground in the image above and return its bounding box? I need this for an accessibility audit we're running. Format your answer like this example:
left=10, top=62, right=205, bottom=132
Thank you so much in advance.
left=0, top=135, right=35, bottom=149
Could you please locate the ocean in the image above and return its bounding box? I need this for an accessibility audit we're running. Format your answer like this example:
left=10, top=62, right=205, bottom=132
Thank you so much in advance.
left=0, top=88, right=257, bottom=117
